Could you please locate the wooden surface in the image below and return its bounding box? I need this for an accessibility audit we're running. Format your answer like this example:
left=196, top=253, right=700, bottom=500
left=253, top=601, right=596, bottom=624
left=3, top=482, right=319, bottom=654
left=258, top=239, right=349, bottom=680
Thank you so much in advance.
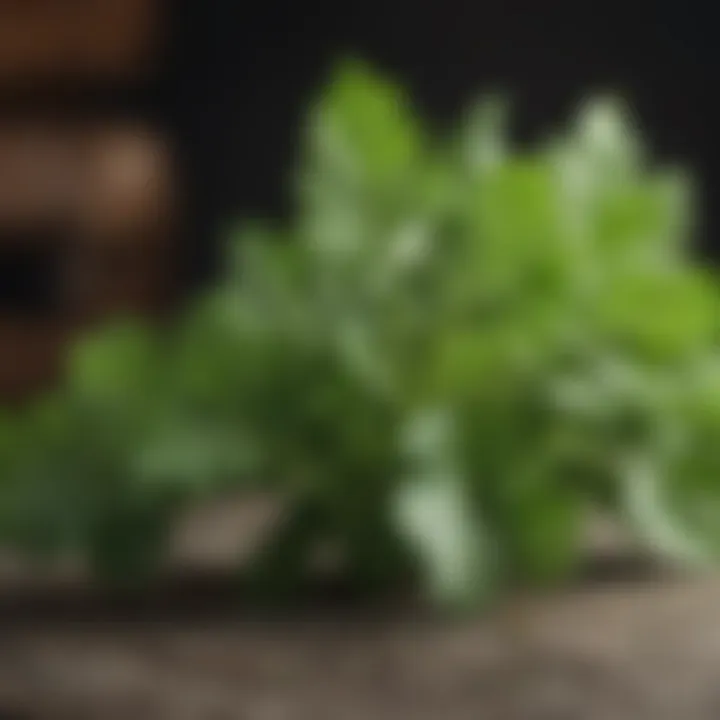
left=0, top=500, right=718, bottom=720
left=4, top=580, right=720, bottom=720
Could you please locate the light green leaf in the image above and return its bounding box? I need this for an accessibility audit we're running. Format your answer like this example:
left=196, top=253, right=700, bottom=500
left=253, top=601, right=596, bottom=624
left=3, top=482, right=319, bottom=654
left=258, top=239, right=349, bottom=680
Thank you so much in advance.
left=66, top=321, right=161, bottom=408
left=459, top=94, right=509, bottom=175
left=134, top=421, right=261, bottom=493
left=572, top=94, right=645, bottom=181
left=394, top=409, right=496, bottom=608
left=619, top=453, right=714, bottom=567
left=394, top=469, right=496, bottom=609
left=596, top=267, right=718, bottom=359
left=306, top=58, right=423, bottom=191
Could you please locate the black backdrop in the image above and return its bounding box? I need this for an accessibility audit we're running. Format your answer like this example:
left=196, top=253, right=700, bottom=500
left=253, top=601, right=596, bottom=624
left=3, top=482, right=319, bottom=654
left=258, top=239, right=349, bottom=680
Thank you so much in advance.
left=170, top=0, right=716, bottom=288
left=3, top=1, right=717, bottom=294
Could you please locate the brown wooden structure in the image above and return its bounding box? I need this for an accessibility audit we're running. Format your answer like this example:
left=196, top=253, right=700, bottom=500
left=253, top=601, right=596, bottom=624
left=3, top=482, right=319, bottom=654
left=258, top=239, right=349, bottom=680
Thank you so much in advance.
left=0, top=0, right=162, bottom=84
left=0, top=1, right=176, bottom=402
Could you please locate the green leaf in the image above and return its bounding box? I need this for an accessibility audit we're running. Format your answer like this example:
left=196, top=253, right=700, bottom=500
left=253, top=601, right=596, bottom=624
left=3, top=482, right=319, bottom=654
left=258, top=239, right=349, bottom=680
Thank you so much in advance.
left=497, top=455, right=585, bottom=585
left=596, top=267, right=719, bottom=360
left=66, top=320, right=162, bottom=410
left=134, top=420, right=261, bottom=493
left=619, top=453, right=716, bottom=567
left=458, top=94, right=510, bottom=175
left=393, top=409, right=497, bottom=608
left=592, top=172, right=694, bottom=262
left=394, top=469, right=496, bottom=609
left=306, top=58, right=423, bottom=191
left=468, top=158, right=571, bottom=297
left=572, top=94, right=645, bottom=182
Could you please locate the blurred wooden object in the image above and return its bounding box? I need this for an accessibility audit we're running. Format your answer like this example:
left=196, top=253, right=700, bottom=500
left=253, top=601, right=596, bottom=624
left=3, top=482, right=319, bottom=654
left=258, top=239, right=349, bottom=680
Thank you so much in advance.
left=0, top=121, right=176, bottom=400
left=0, top=318, right=67, bottom=403
left=0, top=0, right=162, bottom=84
left=0, top=0, right=173, bottom=401
left=68, top=124, right=177, bottom=322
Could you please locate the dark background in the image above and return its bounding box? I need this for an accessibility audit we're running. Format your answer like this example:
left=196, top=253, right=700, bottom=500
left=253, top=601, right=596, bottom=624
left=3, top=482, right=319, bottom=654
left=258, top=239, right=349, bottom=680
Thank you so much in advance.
left=3, top=1, right=716, bottom=294
left=168, top=0, right=715, bottom=287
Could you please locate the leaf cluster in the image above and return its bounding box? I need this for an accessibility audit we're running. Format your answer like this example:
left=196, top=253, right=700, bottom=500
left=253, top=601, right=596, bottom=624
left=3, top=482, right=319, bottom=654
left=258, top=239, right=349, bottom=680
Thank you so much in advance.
left=1, top=59, right=718, bottom=608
